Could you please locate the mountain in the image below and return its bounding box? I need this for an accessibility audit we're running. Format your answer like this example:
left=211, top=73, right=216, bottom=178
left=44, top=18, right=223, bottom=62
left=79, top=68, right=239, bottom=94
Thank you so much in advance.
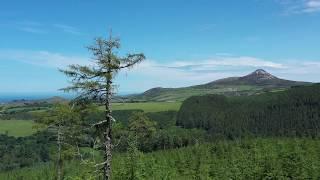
left=194, top=69, right=306, bottom=88
left=126, top=69, right=311, bottom=102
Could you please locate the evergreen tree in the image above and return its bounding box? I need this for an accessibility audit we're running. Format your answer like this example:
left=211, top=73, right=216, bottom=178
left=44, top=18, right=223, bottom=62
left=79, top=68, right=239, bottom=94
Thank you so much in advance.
left=35, top=103, right=80, bottom=180
left=60, top=31, right=145, bottom=179
left=128, top=112, right=157, bottom=151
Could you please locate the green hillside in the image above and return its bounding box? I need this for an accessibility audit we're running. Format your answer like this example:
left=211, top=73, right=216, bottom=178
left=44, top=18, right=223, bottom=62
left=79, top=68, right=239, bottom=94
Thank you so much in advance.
left=111, top=102, right=181, bottom=112
left=131, top=85, right=265, bottom=102
left=127, top=69, right=310, bottom=102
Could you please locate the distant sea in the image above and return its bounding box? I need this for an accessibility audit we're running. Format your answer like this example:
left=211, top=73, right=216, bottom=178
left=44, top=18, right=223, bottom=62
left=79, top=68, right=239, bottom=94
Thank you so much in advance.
left=0, top=91, right=139, bottom=103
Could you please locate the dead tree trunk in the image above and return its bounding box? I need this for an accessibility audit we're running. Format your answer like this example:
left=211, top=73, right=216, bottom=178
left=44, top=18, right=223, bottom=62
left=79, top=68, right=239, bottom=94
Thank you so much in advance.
left=103, top=68, right=113, bottom=180
left=57, top=124, right=62, bottom=180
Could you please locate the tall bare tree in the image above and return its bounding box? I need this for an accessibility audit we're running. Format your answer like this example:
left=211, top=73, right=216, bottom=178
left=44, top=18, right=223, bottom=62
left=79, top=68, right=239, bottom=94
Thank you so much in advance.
left=60, top=32, right=145, bottom=179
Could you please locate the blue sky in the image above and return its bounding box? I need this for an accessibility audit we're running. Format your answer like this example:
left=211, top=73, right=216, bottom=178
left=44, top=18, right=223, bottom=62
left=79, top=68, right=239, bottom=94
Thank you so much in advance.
left=0, top=0, right=320, bottom=94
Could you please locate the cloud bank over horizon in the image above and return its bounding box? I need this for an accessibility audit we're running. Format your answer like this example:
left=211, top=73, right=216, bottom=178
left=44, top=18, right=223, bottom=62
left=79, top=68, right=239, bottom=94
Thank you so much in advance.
left=0, top=49, right=319, bottom=93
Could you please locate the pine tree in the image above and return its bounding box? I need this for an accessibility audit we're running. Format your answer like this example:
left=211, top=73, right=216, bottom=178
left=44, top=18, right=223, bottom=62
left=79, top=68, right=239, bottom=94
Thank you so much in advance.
left=60, top=31, right=145, bottom=179
left=35, top=103, right=80, bottom=180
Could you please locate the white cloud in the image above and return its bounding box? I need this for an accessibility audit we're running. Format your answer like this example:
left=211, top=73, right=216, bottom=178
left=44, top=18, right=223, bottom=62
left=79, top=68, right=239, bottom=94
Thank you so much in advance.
left=13, top=21, right=82, bottom=35
left=277, top=0, right=320, bottom=14
left=17, top=21, right=42, bottom=27
left=118, top=56, right=319, bottom=91
left=305, top=0, right=320, bottom=11
left=0, top=49, right=319, bottom=92
left=168, top=56, right=285, bottom=70
left=53, top=24, right=82, bottom=35
left=19, top=27, right=47, bottom=34
left=16, top=21, right=47, bottom=34
left=0, top=50, right=89, bottom=68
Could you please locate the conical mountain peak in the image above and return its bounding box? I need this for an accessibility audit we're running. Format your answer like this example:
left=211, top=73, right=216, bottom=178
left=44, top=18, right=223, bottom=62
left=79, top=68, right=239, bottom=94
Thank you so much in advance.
left=243, top=69, right=277, bottom=80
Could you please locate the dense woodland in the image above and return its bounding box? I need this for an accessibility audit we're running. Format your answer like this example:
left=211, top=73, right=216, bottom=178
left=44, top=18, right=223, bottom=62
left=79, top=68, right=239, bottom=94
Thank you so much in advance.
left=177, top=84, right=320, bottom=139
left=2, top=138, right=320, bottom=179
left=0, top=132, right=52, bottom=171
left=0, top=108, right=205, bottom=172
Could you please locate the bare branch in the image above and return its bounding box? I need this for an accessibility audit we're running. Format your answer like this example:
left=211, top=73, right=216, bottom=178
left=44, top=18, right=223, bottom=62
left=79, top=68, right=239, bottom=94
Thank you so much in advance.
left=119, top=53, right=146, bottom=69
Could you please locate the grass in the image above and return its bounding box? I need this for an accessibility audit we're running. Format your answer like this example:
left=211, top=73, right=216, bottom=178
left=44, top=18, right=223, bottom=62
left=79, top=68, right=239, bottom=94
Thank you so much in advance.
left=110, top=102, right=182, bottom=112
left=3, top=106, right=49, bottom=113
left=138, top=85, right=264, bottom=102
left=0, top=102, right=181, bottom=138
left=0, top=120, right=37, bottom=137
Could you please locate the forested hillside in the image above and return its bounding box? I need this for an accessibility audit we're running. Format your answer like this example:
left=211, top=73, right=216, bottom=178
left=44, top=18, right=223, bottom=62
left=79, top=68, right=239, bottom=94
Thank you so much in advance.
left=2, top=138, right=320, bottom=179
left=177, top=84, right=320, bottom=138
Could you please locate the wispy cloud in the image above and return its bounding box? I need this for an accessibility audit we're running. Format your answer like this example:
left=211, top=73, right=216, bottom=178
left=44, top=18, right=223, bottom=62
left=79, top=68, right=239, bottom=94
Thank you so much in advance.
left=0, top=49, right=319, bottom=91
left=53, top=24, right=82, bottom=35
left=16, top=21, right=47, bottom=34
left=125, top=56, right=286, bottom=83
left=304, top=0, right=320, bottom=12
left=19, top=27, right=47, bottom=34
left=0, top=49, right=89, bottom=68
left=166, top=56, right=285, bottom=71
left=277, top=0, right=320, bottom=14
left=13, top=21, right=82, bottom=35
left=17, top=21, right=42, bottom=27
left=119, top=56, right=320, bottom=90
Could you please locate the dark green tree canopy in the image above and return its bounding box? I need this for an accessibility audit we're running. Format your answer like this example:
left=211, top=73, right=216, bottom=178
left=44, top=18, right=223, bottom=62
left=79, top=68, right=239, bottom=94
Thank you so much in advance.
left=129, top=112, right=157, bottom=138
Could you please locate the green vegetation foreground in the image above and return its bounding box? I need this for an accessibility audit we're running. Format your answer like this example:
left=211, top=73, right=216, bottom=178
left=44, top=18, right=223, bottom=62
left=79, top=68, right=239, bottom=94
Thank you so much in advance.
left=1, top=138, right=320, bottom=179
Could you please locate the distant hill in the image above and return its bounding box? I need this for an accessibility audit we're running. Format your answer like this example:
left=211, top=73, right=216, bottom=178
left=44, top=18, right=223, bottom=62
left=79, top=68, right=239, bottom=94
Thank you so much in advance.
left=42, top=96, right=68, bottom=104
left=4, top=96, right=68, bottom=106
left=127, top=69, right=311, bottom=102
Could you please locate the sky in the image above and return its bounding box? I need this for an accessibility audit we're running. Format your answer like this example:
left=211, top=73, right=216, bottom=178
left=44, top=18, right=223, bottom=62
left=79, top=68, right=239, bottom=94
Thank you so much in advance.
left=0, top=0, right=320, bottom=95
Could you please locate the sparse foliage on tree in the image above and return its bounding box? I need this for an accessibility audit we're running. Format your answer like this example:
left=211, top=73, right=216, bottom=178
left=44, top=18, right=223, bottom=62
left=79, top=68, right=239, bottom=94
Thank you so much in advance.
left=60, top=31, right=145, bottom=179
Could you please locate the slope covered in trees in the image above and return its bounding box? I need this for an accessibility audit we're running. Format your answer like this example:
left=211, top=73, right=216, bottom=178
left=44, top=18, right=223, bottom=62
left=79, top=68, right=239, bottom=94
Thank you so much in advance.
left=2, top=138, right=320, bottom=179
left=177, top=84, right=320, bottom=138
left=0, top=132, right=52, bottom=171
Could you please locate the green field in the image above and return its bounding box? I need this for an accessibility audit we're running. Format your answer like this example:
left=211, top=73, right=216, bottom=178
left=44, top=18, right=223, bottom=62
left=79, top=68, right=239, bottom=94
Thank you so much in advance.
left=0, top=102, right=181, bottom=137
left=0, top=120, right=37, bottom=137
left=110, top=102, right=182, bottom=112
